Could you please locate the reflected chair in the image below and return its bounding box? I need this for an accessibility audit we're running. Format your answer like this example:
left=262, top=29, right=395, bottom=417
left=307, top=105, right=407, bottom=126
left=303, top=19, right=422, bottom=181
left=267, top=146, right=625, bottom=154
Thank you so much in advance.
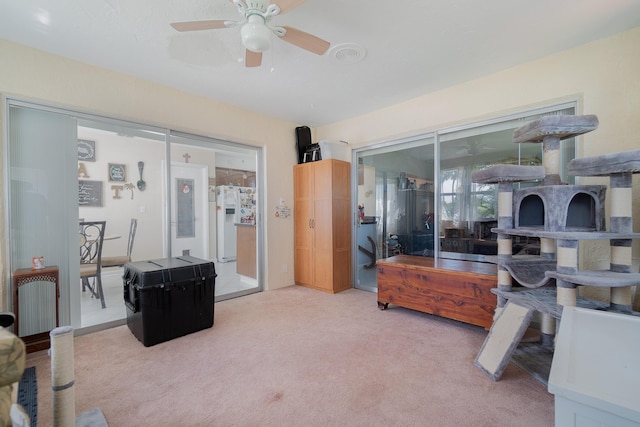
left=79, top=221, right=106, bottom=309
left=102, top=218, right=137, bottom=268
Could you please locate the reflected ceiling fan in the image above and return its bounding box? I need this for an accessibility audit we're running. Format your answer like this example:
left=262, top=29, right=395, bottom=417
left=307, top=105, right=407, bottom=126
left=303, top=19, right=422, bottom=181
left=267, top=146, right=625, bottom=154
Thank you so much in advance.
left=455, top=140, right=497, bottom=156
left=170, top=0, right=331, bottom=67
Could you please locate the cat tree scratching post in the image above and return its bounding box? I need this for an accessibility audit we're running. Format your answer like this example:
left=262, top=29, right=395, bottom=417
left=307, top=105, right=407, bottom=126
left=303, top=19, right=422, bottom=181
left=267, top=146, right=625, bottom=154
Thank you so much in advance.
left=50, top=326, right=75, bottom=427
left=535, top=127, right=559, bottom=301
left=609, top=172, right=633, bottom=312
left=555, top=239, right=579, bottom=307
left=496, top=181, right=513, bottom=317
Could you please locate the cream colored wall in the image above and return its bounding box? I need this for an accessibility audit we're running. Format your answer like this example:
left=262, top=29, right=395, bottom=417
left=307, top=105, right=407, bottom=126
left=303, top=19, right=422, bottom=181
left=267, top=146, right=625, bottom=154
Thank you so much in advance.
left=0, top=39, right=297, bottom=309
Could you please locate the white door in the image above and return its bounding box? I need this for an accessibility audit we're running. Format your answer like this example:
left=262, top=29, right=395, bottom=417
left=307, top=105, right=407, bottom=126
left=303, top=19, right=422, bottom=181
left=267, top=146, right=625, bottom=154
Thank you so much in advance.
left=170, top=162, right=209, bottom=259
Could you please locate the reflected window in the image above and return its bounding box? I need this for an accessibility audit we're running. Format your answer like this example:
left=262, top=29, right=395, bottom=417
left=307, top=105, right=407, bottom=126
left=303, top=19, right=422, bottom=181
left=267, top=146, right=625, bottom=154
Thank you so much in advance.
left=471, top=172, right=497, bottom=220
left=441, top=168, right=463, bottom=223
left=437, top=108, right=574, bottom=261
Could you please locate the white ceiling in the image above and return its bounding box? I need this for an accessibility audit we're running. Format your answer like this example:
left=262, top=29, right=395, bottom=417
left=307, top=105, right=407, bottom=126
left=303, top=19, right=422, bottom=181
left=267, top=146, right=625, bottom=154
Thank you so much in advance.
left=1, top=0, right=640, bottom=127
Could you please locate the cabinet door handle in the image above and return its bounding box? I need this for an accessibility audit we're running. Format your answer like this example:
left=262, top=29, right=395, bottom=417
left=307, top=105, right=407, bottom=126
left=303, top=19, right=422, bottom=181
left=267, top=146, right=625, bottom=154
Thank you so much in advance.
left=312, top=219, right=315, bottom=229
left=309, top=219, right=312, bottom=229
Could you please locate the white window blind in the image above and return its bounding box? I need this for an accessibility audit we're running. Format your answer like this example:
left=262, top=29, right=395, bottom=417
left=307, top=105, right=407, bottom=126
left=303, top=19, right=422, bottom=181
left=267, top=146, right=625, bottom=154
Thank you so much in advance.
left=8, top=104, right=79, bottom=333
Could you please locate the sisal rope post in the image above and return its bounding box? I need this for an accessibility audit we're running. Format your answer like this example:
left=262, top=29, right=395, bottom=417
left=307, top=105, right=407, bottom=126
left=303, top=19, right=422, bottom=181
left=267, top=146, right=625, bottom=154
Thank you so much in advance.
left=540, top=313, right=556, bottom=347
left=556, top=240, right=578, bottom=275
left=609, top=173, right=633, bottom=312
left=555, top=240, right=579, bottom=311
left=50, top=326, right=75, bottom=427
left=495, top=182, right=513, bottom=319
left=539, top=237, right=556, bottom=260
left=538, top=232, right=557, bottom=346
left=541, top=136, right=562, bottom=185
left=556, top=283, right=577, bottom=307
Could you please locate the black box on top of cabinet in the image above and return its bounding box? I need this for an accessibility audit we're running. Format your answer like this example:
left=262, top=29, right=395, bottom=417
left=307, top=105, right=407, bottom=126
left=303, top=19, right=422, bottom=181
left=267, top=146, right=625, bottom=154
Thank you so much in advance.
left=123, top=256, right=216, bottom=347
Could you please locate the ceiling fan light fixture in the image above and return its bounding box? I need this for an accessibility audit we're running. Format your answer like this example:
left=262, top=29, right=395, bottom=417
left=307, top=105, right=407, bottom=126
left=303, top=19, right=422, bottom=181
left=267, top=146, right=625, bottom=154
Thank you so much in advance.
left=241, top=15, right=271, bottom=53
left=170, top=0, right=331, bottom=68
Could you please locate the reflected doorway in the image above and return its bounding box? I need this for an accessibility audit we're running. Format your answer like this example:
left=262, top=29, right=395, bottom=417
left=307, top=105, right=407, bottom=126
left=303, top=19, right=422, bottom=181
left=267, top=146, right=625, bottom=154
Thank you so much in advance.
left=170, top=162, right=209, bottom=259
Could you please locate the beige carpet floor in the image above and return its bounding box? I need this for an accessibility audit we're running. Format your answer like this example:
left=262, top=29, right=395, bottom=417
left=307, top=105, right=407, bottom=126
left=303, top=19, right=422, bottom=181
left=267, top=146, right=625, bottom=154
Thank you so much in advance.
left=27, top=285, right=554, bottom=426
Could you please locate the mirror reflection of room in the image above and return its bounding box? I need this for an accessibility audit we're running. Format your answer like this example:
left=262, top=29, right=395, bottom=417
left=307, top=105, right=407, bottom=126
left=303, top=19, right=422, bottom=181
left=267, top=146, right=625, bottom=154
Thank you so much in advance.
left=355, top=139, right=435, bottom=291
left=354, top=107, right=575, bottom=291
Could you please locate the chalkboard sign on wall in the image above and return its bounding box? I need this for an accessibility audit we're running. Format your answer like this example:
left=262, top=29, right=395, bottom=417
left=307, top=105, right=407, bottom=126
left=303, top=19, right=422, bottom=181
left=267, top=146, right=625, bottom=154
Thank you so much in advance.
left=78, top=139, right=96, bottom=162
left=108, top=163, right=126, bottom=182
left=79, top=180, right=103, bottom=207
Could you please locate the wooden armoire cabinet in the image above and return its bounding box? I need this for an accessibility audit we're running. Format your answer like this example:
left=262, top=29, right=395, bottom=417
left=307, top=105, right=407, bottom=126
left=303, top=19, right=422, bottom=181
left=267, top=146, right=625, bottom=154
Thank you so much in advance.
left=294, top=159, right=351, bottom=293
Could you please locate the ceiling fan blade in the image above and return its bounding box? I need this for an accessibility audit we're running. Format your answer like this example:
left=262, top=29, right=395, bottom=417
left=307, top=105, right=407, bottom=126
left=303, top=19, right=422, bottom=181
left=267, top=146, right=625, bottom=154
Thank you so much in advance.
left=280, top=26, right=330, bottom=55
left=275, top=0, right=307, bottom=14
left=170, top=20, right=228, bottom=32
left=245, top=49, right=263, bottom=67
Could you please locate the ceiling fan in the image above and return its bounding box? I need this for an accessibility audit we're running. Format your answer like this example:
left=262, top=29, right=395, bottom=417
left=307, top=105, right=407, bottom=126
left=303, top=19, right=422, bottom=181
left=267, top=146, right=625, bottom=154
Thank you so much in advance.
left=170, top=0, right=331, bottom=67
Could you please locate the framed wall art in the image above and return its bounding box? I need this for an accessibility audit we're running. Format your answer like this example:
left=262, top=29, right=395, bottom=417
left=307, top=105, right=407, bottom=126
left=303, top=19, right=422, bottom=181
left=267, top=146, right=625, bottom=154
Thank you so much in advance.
left=78, top=139, right=96, bottom=162
left=78, top=180, right=103, bottom=207
left=108, top=163, right=126, bottom=182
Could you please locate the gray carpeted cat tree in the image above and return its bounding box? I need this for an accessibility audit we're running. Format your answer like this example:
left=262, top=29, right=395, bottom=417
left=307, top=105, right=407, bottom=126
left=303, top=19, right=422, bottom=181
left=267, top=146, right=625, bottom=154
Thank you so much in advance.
left=471, top=114, right=640, bottom=381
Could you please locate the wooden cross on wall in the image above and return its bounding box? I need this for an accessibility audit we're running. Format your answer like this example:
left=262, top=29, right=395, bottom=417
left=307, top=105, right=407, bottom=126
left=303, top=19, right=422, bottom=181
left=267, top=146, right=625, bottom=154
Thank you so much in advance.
left=183, top=153, right=191, bottom=163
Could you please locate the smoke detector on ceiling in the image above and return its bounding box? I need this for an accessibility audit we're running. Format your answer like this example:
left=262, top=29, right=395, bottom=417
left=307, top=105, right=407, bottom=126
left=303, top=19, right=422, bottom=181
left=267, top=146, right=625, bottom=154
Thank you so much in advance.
left=329, top=43, right=366, bottom=64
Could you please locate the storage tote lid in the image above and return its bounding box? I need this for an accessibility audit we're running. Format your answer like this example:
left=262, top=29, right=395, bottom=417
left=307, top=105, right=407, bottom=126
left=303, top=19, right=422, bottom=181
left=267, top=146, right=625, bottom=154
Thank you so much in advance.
left=548, top=306, right=640, bottom=422
left=123, top=256, right=216, bottom=288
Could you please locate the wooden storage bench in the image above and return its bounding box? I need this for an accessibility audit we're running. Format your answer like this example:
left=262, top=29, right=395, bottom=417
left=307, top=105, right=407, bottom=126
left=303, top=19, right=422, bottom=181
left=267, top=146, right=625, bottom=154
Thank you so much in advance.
left=377, top=255, right=497, bottom=328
